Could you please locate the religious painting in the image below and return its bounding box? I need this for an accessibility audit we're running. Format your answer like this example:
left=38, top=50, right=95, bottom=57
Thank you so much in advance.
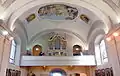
left=101, top=69, right=105, bottom=76
left=6, top=69, right=11, bottom=76
left=95, top=69, right=101, bottom=76
left=6, top=68, right=21, bottom=76
left=110, top=67, right=113, bottom=76
left=95, top=68, right=114, bottom=76
left=80, top=14, right=89, bottom=23
left=26, top=14, right=36, bottom=22
left=105, top=68, right=114, bottom=76
left=38, top=4, right=78, bottom=20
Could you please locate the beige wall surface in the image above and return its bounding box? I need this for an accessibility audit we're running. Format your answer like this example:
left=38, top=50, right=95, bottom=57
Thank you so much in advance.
left=96, top=29, right=120, bottom=76
left=26, top=66, right=95, bottom=76
left=0, top=35, right=28, bottom=76
left=0, top=36, right=11, bottom=76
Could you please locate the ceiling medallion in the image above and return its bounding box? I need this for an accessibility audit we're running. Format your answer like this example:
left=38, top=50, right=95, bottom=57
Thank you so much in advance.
left=38, top=4, right=78, bottom=20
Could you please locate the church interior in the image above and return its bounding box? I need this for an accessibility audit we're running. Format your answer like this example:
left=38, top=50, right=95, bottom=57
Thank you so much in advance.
left=0, top=0, right=120, bottom=76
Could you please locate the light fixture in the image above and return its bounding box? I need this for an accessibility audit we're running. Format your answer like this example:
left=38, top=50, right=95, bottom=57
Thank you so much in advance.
left=76, top=48, right=79, bottom=50
left=35, top=48, right=39, bottom=50
left=106, top=37, right=111, bottom=41
left=9, top=37, right=14, bottom=40
left=2, top=30, right=8, bottom=36
left=113, top=32, right=119, bottom=37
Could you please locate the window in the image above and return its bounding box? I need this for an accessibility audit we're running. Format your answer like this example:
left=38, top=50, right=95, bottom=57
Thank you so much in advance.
left=50, top=68, right=66, bottom=76
left=100, top=40, right=108, bottom=63
left=95, top=45, right=102, bottom=65
left=9, top=40, right=17, bottom=64
left=52, top=73, right=62, bottom=76
left=95, top=40, right=108, bottom=65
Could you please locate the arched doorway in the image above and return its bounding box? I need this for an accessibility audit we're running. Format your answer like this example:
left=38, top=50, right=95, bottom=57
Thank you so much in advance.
left=73, top=45, right=82, bottom=56
left=49, top=68, right=67, bottom=76
left=32, top=45, right=42, bottom=56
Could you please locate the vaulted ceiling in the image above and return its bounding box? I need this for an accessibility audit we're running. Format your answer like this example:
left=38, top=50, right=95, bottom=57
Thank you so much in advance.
left=0, top=0, right=120, bottom=50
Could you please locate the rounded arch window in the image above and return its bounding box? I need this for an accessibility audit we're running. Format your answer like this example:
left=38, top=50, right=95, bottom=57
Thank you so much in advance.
left=32, top=45, right=43, bottom=56
left=49, top=68, right=67, bottom=76
left=9, top=40, right=17, bottom=64
left=33, top=45, right=42, bottom=51
left=94, top=35, right=108, bottom=65
left=73, top=45, right=82, bottom=56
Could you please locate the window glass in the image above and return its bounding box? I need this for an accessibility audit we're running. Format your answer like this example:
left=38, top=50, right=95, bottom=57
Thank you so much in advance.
left=95, top=39, right=108, bottom=65
left=52, top=73, right=62, bottom=76
left=9, top=40, right=16, bottom=64
left=95, top=45, right=102, bottom=65
left=100, top=40, right=108, bottom=63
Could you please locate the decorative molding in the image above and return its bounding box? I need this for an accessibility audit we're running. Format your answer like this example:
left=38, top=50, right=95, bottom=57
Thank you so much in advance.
left=103, top=0, right=120, bottom=16
left=28, top=29, right=87, bottom=49
left=20, top=55, right=96, bottom=66
left=1, top=0, right=16, bottom=8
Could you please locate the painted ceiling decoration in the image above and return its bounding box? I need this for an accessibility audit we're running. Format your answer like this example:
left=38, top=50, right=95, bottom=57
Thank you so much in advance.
left=38, top=4, right=78, bottom=20
left=80, top=14, right=90, bottom=23
left=26, top=14, right=36, bottom=23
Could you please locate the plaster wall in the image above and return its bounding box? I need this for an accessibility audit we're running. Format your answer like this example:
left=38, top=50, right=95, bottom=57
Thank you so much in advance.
left=0, top=35, right=11, bottom=76
left=95, top=29, right=120, bottom=76
left=28, top=32, right=88, bottom=56
left=0, top=35, right=27, bottom=76
left=28, top=66, right=95, bottom=76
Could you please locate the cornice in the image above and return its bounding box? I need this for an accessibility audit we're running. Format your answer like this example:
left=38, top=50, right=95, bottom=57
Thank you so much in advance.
left=103, top=0, right=120, bottom=16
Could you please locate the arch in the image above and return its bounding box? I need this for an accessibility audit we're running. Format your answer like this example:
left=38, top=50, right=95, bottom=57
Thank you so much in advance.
left=73, top=45, right=82, bottom=56
left=87, top=28, right=105, bottom=55
left=87, top=20, right=107, bottom=43
left=37, top=4, right=78, bottom=20
left=28, top=28, right=87, bottom=50
left=32, top=44, right=42, bottom=56
left=49, top=68, right=67, bottom=76
left=4, top=0, right=112, bottom=32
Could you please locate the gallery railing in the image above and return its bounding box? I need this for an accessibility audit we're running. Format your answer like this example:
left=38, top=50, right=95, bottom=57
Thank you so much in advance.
left=20, top=55, right=96, bottom=66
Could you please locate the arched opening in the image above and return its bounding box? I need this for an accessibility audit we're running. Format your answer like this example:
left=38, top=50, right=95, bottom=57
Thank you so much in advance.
left=74, top=73, right=80, bottom=76
left=9, top=40, right=17, bottom=64
left=49, top=68, right=67, bottom=76
left=94, top=34, right=108, bottom=65
left=32, top=45, right=42, bottom=56
left=73, top=45, right=82, bottom=56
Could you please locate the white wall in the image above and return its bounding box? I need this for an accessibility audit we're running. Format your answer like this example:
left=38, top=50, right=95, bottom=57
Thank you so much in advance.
left=93, top=29, right=120, bottom=76
left=28, top=32, right=87, bottom=56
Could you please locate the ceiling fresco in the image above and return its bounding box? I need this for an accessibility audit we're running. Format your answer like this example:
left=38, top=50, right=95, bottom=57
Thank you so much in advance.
left=26, top=14, right=36, bottom=22
left=80, top=14, right=90, bottom=23
left=38, top=4, right=78, bottom=20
